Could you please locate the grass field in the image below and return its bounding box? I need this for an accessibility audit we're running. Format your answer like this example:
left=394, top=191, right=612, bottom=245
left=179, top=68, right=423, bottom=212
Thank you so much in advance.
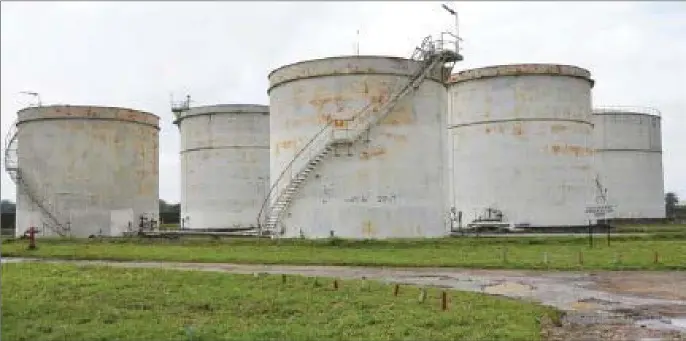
left=1, top=263, right=559, bottom=341
left=614, top=223, right=686, bottom=233
left=2, top=233, right=685, bottom=270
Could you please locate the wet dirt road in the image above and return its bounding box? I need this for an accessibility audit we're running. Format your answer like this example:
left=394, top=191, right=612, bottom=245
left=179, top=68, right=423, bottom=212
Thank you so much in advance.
left=3, top=257, right=685, bottom=341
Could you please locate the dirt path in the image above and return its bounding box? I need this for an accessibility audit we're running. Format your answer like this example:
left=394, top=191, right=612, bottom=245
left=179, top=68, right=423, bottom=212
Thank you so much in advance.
left=3, top=257, right=686, bottom=341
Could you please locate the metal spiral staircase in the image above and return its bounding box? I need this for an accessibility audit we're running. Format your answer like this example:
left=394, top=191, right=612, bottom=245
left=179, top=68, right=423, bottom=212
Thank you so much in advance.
left=257, top=33, right=462, bottom=237
left=4, top=119, right=70, bottom=237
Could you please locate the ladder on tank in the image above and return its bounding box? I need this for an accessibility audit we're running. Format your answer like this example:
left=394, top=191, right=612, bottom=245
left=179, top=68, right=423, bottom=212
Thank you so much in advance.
left=256, top=34, right=462, bottom=237
left=3, top=119, right=70, bottom=237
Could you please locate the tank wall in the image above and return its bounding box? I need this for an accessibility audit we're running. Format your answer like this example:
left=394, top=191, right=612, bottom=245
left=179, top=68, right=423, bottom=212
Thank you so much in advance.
left=448, top=67, right=595, bottom=227
left=592, top=113, right=665, bottom=219
left=449, top=121, right=594, bottom=226
left=450, top=75, right=592, bottom=123
left=15, top=106, right=159, bottom=237
left=178, top=105, right=269, bottom=229
left=594, top=113, right=662, bottom=151
left=269, top=56, right=448, bottom=239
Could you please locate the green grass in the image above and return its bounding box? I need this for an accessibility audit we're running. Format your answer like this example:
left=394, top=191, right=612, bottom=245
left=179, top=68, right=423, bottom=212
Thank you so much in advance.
left=2, top=234, right=685, bottom=270
left=1, top=263, right=559, bottom=341
left=613, top=223, right=686, bottom=233
left=159, top=223, right=180, bottom=231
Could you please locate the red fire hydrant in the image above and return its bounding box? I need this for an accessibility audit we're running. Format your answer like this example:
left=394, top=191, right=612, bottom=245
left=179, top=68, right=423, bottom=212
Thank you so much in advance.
left=27, top=227, right=37, bottom=250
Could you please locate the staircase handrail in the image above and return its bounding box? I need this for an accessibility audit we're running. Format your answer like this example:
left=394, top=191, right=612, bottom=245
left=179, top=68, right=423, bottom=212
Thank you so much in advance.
left=335, top=55, right=444, bottom=144
left=3, top=120, right=68, bottom=236
left=256, top=120, right=333, bottom=230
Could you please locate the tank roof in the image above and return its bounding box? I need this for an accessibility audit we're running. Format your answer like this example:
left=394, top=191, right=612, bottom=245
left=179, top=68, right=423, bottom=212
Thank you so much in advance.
left=268, top=55, right=445, bottom=93
left=174, top=104, right=269, bottom=125
left=16, top=105, right=159, bottom=128
left=268, top=55, right=410, bottom=78
left=448, top=63, right=594, bottom=87
left=593, top=106, right=661, bottom=118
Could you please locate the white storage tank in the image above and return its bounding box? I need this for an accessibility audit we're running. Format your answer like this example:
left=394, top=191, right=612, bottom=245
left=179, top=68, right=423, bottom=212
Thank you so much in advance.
left=592, top=107, right=665, bottom=219
left=447, top=64, right=596, bottom=228
left=175, top=104, right=270, bottom=230
left=10, top=105, right=159, bottom=237
left=267, top=56, right=449, bottom=239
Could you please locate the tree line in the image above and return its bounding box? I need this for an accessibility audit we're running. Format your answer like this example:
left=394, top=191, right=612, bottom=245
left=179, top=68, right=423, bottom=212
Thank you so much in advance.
left=1, top=194, right=684, bottom=220
left=1, top=199, right=181, bottom=215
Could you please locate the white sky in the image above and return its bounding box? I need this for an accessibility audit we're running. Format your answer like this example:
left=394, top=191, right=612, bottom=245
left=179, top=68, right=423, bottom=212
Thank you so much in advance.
left=1, top=1, right=685, bottom=203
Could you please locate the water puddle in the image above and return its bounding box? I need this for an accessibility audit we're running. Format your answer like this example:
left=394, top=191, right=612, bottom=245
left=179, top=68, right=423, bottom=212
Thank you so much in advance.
left=634, top=316, right=686, bottom=332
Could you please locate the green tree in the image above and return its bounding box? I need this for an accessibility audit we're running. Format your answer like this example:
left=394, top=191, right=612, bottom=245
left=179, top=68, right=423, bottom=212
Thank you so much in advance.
left=0, top=200, right=15, bottom=213
left=665, top=192, right=679, bottom=219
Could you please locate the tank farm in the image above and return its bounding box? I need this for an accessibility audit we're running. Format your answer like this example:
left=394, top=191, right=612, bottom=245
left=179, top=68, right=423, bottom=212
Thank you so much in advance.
left=4, top=42, right=666, bottom=239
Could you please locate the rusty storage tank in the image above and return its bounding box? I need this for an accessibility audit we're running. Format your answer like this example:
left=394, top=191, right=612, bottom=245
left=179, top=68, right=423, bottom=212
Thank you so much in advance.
left=592, top=107, right=665, bottom=219
left=447, top=64, right=595, bottom=228
left=267, top=56, right=449, bottom=239
left=175, top=104, right=270, bottom=230
left=12, top=105, right=159, bottom=237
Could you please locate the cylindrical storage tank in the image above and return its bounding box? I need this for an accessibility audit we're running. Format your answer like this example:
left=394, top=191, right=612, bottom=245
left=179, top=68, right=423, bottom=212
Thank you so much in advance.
left=175, top=104, right=270, bottom=230
left=268, top=56, right=448, bottom=239
left=14, top=105, right=159, bottom=237
left=447, top=64, right=595, bottom=228
left=592, top=107, right=665, bottom=219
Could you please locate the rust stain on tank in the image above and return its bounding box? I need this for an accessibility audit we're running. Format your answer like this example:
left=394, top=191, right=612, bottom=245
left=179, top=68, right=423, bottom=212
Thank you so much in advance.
left=319, top=113, right=334, bottom=124
left=549, top=144, right=593, bottom=157
left=285, top=116, right=322, bottom=128
left=359, top=147, right=386, bottom=160
left=309, top=95, right=345, bottom=109
left=379, top=104, right=413, bottom=125
left=380, top=132, right=408, bottom=143
left=551, top=124, right=568, bottom=133
left=275, top=139, right=296, bottom=156
left=361, top=220, right=375, bottom=238
left=278, top=140, right=296, bottom=149
left=512, top=123, right=524, bottom=136
left=485, top=127, right=492, bottom=134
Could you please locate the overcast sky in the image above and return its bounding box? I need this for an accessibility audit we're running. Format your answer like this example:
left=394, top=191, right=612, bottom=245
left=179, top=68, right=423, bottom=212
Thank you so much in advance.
left=1, top=1, right=685, bottom=203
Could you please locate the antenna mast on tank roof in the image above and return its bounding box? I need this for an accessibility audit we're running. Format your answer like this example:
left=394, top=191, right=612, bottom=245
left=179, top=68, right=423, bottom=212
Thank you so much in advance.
left=171, top=94, right=192, bottom=124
